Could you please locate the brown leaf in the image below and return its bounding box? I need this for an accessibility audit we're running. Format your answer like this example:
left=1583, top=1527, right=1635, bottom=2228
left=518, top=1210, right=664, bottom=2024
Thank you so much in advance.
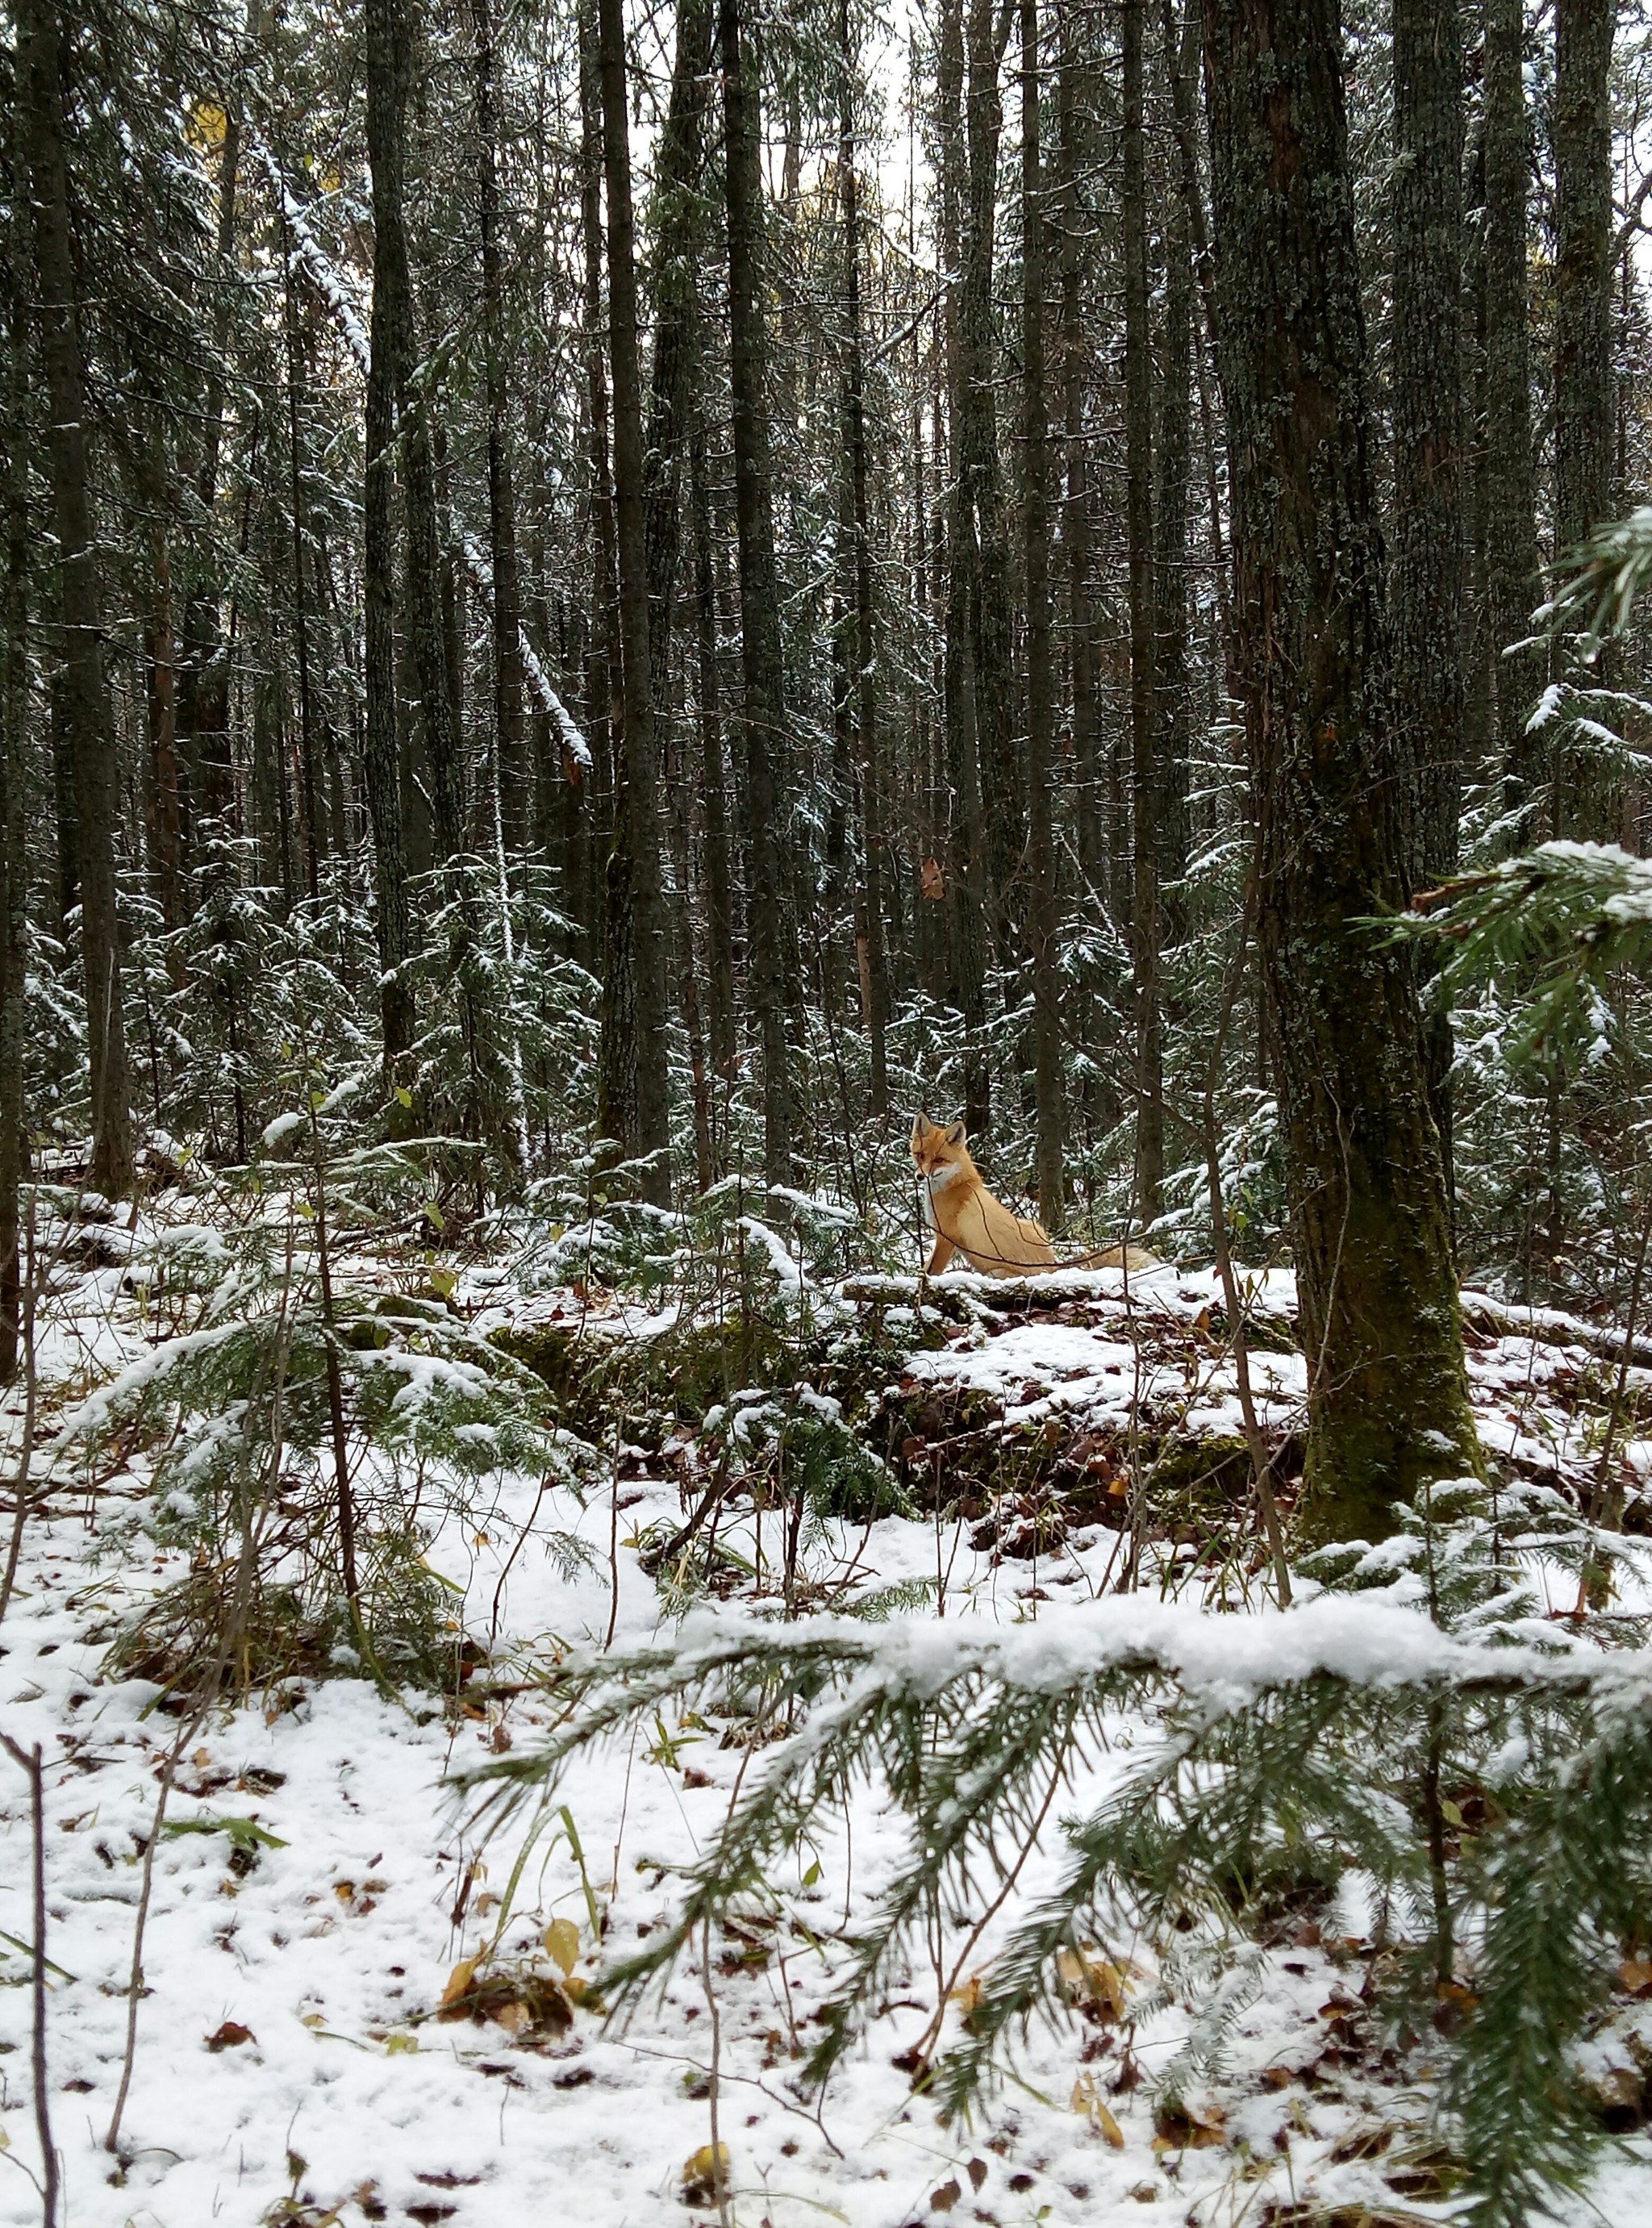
left=437, top=1957, right=479, bottom=2017
left=930, top=2179, right=962, bottom=2213
left=205, top=2020, right=253, bottom=2051
left=920, top=857, right=945, bottom=901
left=966, top=2158, right=988, bottom=2192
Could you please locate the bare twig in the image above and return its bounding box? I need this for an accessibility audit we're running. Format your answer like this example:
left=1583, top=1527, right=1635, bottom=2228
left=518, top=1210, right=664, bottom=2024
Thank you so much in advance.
left=0, top=1733, right=58, bottom=2226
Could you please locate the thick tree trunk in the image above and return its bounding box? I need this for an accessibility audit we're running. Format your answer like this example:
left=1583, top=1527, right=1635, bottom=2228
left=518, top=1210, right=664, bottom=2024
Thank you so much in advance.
left=363, top=0, right=416, bottom=1074
left=841, top=0, right=890, bottom=1117
left=1389, top=0, right=1464, bottom=1185
left=1199, top=0, right=1480, bottom=1542
left=24, top=0, right=133, bottom=1199
left=1124, top=0, right=1162, bottom=1225
left=1483, top=0, right=1542, bottom=816
left=1554, top=0, right=1615, bottom=561
left=1022, top=0, right=1063, bottom=1229
left=471, top=0, right=528, bottom=855
left=720, top=0, right=792, bottom=1185
left=597, top=0, right=673, bottom=1200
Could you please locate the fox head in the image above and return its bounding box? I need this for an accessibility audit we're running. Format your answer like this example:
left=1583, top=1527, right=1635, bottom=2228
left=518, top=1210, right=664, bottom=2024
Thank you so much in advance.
left=911, top=1112, right=970, bottom=1183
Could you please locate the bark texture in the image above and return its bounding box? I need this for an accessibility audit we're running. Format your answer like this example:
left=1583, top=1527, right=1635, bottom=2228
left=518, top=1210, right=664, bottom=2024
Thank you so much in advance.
left=24, top=0, right=133, bottom=1198
left=1199, top=0, right=1479, bottom=1542
left=721, top=0, right=793, bottom=1185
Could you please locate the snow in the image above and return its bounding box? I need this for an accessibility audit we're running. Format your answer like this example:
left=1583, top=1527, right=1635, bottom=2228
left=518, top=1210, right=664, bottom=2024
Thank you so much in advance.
left=4, top=1210, right=1651, bottom=2226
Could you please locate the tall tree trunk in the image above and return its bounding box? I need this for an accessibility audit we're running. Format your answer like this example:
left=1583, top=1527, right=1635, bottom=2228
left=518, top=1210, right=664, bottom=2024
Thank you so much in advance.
left=363, top=0, right=416, bottom=1075
left=1554, top=0, right=1615, bottom=561
left=720, top=0, right=792, bottom=1185
left=692, top=428, right=736, bottom=1087
left=1022, top=0, right=1063, bottom=1228
left=281, top=223, right=321, bottom=899
left=1058, top=15, right=1100, bottom=909
left=1124, top=0, right=1161, bottom=1225
left=962, top=0, right=1020, bottom=976
left=597, top=0, right=673, bottom=1199
left=179, top=89, right=240, bottom=827
left=939, top=0, right=991, bottom=1139
left=471, top=0, right=528, bottom=855
left=1154, top=0, right=1196, bottom=939
left=841, top=0, right=890, bottom=1117
left=1, top=84, right=28, bottom=1379
left=1390, top=0, right=1464, bottom=1190
left=1199, top=0, right=1480, bottom=1542
left=24, top=0, right=133, bottom=1199
left=642, top=0, right=715, bottom=692
left=578, top=7, right=632, bottom=1157
left=1552, top=0, right=1615, bottom=837
left=1483, top=0, right=1542, bottom=817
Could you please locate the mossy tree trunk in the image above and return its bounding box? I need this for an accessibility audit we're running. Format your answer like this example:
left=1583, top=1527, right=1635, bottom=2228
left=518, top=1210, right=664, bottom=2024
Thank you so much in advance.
left=1199, top=0, right=1480, bottom=1542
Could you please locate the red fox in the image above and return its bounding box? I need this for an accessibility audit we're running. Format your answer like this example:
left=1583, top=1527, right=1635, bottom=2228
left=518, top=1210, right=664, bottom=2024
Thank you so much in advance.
left=910, top=1112, right=1158, bottom=1277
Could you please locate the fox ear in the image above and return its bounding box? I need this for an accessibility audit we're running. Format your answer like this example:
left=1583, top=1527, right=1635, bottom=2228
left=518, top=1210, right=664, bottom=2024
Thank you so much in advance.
left=912, top=1111, right=931, bottom=1145
left=945, top=1119, right=966, bottom=1147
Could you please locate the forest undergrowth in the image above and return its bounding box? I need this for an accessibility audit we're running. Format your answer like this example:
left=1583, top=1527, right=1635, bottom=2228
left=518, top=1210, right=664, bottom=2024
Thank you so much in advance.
left=4, top=1109, right=1652, bottom=2228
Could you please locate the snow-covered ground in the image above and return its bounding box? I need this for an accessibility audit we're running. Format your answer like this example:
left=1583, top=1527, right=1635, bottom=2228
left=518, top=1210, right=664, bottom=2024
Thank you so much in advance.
left=4, top=1227, right=1651, bottom=2227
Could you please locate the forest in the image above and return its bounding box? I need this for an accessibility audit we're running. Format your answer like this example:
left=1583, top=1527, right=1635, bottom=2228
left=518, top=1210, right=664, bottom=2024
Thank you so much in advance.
left=3, top=0, right=1652, bottom=2219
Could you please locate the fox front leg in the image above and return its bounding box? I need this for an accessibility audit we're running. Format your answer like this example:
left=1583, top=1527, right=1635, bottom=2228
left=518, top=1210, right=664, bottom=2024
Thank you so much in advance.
left=924, top=1233, right=955, bottom=1275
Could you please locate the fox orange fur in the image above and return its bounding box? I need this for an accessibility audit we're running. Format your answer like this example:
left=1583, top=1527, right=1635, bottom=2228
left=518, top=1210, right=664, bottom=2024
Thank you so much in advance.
left=910, top=1112, right=1158, bottom=1277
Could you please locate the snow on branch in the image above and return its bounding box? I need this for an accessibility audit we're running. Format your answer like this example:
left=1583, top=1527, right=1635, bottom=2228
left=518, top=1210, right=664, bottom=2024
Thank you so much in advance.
left=248, top=133, right=591, bottom=775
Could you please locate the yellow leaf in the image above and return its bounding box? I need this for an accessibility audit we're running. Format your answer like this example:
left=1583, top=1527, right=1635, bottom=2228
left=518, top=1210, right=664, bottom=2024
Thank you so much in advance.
left=682, top=2143, right=730, bottom=2197
left=562, top=1975, right=587, bottom=2004
left=948, top=1972, right=984, bottom=2015
left=439, top=1957, right=478, bottom=2009
left=1071, top=2072, right=1125, bottom=2147
left=544, top=1917, right=581, bottom=1976
left=384, top=2032, right=418, bottom=2055
left=494, top=2001, right=531, bottom=2035
left=394, top=1085, right=413, bottom=1109
left=300, top=2012, right=327, bottom=2030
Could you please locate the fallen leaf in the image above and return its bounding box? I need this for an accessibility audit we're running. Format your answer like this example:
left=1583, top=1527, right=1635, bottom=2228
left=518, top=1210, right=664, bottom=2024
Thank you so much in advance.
left=930, top=2179, right=962, bottom=2213
left=545, top=1917, right=581, bottom=1976
left=966, top=2157, right=988, bottom=2190
left=494, top=2001, right=531, bottom=2035
left=384, top=2033, right=419, bottom=2055
left=438, top=1958, right=478, bottom=2014
left=205, top=2020, right=253, bottom=2051
left=1071, top=2072, right=1125, bottom=2145
left=680, top=2141, right=731, bottom=2205
left=1621, top=1959, right=1652, bottom=1995
left=949, top=1972, right=985, bottom=2016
